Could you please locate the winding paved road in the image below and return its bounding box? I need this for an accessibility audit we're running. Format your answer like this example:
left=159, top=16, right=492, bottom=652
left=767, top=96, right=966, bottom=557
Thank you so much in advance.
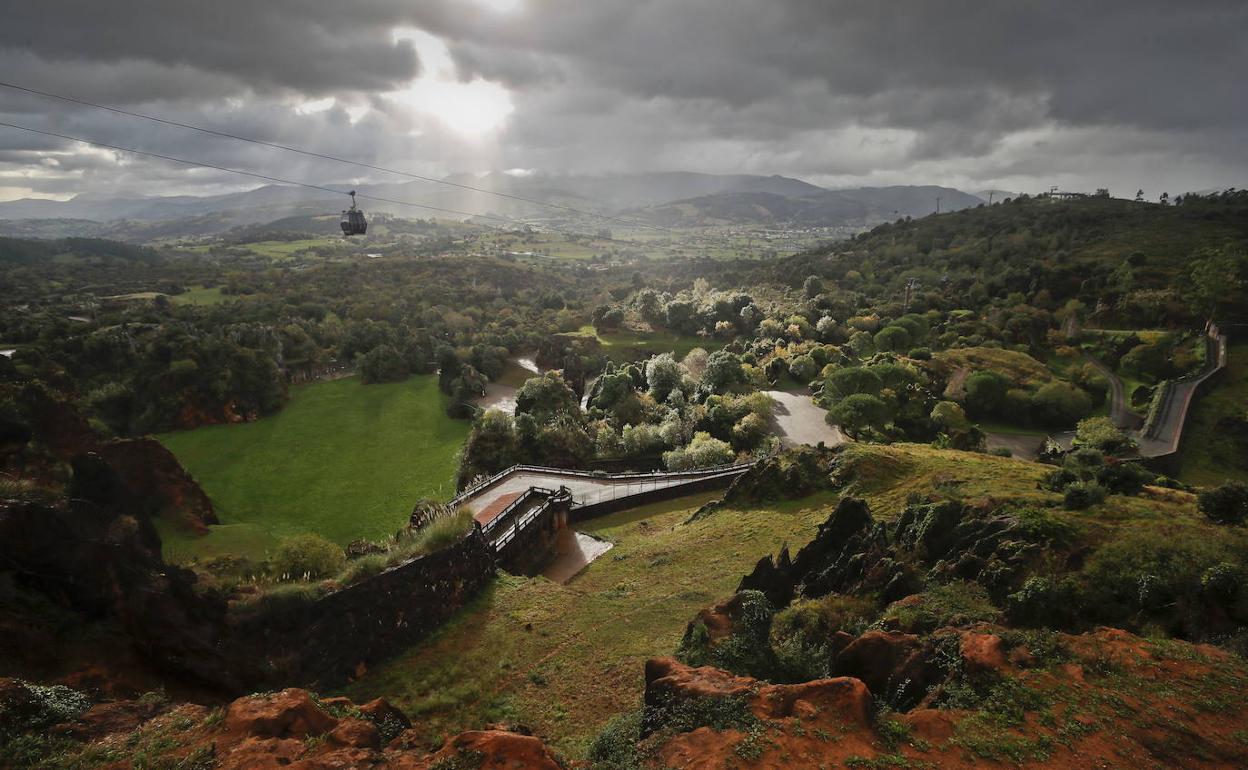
left=1082, top=353, right=1144, bottom=431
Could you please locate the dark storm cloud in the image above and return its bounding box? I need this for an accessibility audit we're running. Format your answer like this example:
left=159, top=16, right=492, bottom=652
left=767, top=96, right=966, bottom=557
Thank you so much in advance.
left=0, top=0, right=1245, bottom=200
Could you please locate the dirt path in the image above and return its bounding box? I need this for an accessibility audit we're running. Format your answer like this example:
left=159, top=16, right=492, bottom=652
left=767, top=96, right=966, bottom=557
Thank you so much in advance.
left=764, top=390, right=847, bottom=448
left=984, top=432, right=1045, bottom=461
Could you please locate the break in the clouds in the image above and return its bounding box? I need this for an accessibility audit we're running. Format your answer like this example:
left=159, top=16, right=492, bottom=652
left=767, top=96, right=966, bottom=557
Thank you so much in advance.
left=0, top=0, right=1245, bottom=202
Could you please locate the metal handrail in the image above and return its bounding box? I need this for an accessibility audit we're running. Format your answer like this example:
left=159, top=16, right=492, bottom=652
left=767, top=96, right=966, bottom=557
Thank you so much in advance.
left=451, top=461, right=757, bottom=507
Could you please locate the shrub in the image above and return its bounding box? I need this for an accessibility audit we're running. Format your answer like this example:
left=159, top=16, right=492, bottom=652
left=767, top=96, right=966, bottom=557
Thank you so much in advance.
left=1031, top=381, right=1093, bottom=428
left=1006, top=576, right=1081, bottom=628
left=272, top=533, right=346, bottom=581
left=1073, top=416, right=1136, bottom=455
left=587, top=710, right=643, bottom=769
left=1198, top=482, right=1248, bottom=526
left=963, top=370, right=1010, bottom=418
left=1096, top=461, right=1154, bottom=496
left=878, top=581, right=1001, bottom=634
left=410, top=506, right=475, bottom=553
left=663, top=432, right=734, bottom=471
left=1062, top=481, right=1106, bottom=510
left=1080, top=530, right=1248, bottom=636
left=357, top=344, right=409, bottom=384
left=338, top=554, right=388, bottom=584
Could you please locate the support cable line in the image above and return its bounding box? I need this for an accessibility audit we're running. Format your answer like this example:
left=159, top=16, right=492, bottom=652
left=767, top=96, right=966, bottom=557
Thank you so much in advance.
left=0, top=120, right=554, bottom=228
left=0, top=79, right=675, bottom=234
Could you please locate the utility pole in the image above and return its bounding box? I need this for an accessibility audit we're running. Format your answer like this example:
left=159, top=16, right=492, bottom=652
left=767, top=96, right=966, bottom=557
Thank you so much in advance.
left=935, top=196, right=942, bottom=214
left=988, top=191, right=995, bottom=205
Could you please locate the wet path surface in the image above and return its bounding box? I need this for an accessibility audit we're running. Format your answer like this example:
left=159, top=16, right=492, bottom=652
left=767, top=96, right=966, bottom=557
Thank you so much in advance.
left=763, top=390, right=847, bottom=447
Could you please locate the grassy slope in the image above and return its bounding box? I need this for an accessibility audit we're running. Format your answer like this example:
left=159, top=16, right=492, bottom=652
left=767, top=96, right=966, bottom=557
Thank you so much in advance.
left=1177, top=342, right=1248, bottom=486
left=158, top=375, right=468, bottom=561
left=344, top=490, right=836, bottom=755
left=346, top=442, right=1202, bottom=757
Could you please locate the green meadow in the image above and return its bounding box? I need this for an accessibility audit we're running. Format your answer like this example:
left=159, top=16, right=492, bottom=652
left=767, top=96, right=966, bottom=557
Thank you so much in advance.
left=158, top=375, right=468, bottom=562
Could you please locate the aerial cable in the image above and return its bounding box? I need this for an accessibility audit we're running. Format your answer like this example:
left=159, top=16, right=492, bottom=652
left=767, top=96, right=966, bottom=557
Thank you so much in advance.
left=0, top=120, right=544, bottom=227
left=0, top=79, right=675, bottom=234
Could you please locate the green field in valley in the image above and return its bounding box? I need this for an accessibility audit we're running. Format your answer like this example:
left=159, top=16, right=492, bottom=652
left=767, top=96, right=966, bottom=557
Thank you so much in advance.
left=158, top=375, right=469, bottom=562
left=560, top=325, right=722, bottom=363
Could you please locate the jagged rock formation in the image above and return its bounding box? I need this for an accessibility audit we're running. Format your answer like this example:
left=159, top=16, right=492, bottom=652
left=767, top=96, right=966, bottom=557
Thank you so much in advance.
left=739, top=496, right=1043, bottom=606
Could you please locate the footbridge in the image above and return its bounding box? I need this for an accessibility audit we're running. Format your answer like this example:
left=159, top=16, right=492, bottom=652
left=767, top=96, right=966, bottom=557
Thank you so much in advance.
left=450, top=463, right=755, bottom=573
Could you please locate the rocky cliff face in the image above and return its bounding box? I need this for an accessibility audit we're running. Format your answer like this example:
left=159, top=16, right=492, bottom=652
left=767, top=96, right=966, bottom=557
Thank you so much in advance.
left=0, top=497, right=243, bottom=693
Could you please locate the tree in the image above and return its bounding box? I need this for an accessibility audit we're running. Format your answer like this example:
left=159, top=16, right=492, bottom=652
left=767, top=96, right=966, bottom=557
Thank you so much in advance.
left=1031, top=381, right=1093, bottom=428
left=515, top=371, right=580, bottom=422
left=731, top=413, right=768, bottom=451
left=1073, top=416, right=1136, bottom=455
left=803, top=275, right=823, bottom=298
left=1187, top=250, right=1245, bottom=321
left=645, top=353, right=684, bottom=401
left=963, top=371, right=1010, bottom=418
left=273, top=534, right=345, bottom=581
left=458, top=410, right=520, bottom=485
left=824, top=366, right=883, bottom=400
left=1198, top=482, right=1248, bottom=526
left=663, top=431, right=735, bottom=470
left=788, top=354, right=818, bottom=383
left=703, top=350, right=746, bottom=393
left=828, top=393, right=890, bottom=436
left=930, top=401, right=970, bottom=431
left=873, top=325, right=911, bottom=352
left=358, top=344, right=408, bottom=384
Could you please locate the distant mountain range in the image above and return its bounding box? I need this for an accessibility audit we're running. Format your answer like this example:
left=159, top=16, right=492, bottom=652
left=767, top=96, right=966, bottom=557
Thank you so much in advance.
left=638, top=185, right=985, bottom=227
left=0, top=172, right=997, bottom=240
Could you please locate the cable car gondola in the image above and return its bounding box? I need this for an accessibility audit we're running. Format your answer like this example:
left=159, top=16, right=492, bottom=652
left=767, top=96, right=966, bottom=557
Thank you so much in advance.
left=340, top=190, right=367, bottom=236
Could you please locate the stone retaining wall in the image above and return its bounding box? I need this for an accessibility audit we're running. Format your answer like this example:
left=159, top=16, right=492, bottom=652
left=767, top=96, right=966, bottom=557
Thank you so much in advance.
left=233, top=530, right=496, bottom=689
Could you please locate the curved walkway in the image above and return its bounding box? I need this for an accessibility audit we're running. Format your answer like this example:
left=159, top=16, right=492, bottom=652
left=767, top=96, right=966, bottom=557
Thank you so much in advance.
left=452, top=463, right=754, bottom=519
left=764, top=390, right=847, bottom=448
left=1082, top=352, right=1144, bottom=431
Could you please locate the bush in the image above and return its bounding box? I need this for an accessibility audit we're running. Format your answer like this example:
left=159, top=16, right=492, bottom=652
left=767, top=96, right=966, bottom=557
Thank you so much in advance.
left=1096, top=461, right=1154, bottom=496
left=410, top=506, right=475, bottom=554
left=963, top=370, right=1010, bottom=418
left=272, top=533, right=346, bottom=580
left=663, top=432, right=735, bottom=471
left=1073, top=416, right=1136, bottom=455
left=1062, top=481, right=1106, bottom=510
left=879, top=582, right=1001, bottom=634
left=1198, top=482, right=1248, bottom=526
left=1031, top=381, right=1093, bottom=428
left=1006, top=576, right=1081, bottom=628
left=357, top=344, right=409, bottom=384
left=1081, top=530, right=1248, bottom=636
left=587, top=710, right=643, bottom=769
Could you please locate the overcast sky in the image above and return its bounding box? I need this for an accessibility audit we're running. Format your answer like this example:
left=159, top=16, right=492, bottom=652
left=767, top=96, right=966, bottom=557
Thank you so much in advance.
left=0, top=0, right=1244, bottom=202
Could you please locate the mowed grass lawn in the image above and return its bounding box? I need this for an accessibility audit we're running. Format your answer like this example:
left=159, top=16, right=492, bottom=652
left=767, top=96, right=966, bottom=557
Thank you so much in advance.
left=158, top=375, right=468, bottom=562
